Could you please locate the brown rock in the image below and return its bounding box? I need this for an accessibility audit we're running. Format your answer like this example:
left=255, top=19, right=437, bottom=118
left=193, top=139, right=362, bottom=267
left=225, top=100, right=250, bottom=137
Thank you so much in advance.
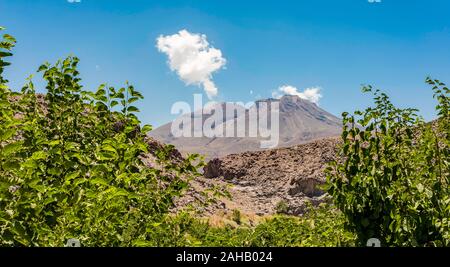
left=201, top=137, right=341, bottom=216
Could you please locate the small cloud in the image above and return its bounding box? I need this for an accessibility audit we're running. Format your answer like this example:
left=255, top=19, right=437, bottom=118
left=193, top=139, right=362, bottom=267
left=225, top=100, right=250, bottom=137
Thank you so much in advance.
left=156, top=29, right=226, bottom=99
left=272, top=85, right=322, bottom=104
left=250, top=90, right=253, bottom=95
left=67, top=0, right=82, bottom=3
left=368, top=0, right=382, bottom=3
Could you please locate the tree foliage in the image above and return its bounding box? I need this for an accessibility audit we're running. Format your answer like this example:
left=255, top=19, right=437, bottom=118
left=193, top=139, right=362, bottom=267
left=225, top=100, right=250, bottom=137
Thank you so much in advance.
left=326, top=80, right=450, bottom=246
left=0, top=28, right=202, bottom=246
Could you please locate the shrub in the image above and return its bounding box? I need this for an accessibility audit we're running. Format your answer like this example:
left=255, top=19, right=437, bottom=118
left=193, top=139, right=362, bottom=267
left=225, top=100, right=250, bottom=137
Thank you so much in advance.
left=326, top=81, right=449, bottom=246
left=0, top=28, right=202, bottom=246
left=187, top=203, right=356, bottom=247
left=275, top=200, right=289, bottom=214
left=231, top=209, right=242, bottom=225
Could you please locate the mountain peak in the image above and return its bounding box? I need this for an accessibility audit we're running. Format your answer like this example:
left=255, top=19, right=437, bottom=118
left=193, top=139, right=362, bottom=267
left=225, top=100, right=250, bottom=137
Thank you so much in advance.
left=280, top=94, right=316, bottom=105
left=149, top=95, right=342, bottom=159
left=256, top=95, right=317, bottom=107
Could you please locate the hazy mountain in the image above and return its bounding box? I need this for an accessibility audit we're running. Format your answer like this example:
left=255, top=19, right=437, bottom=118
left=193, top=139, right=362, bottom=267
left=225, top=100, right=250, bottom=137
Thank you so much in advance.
left=149, top=95, right=342, bottom=159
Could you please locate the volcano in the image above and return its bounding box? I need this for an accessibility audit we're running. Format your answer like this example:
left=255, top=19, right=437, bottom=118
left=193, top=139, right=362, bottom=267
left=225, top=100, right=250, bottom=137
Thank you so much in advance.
left=149, top=95, right=342, bottom=159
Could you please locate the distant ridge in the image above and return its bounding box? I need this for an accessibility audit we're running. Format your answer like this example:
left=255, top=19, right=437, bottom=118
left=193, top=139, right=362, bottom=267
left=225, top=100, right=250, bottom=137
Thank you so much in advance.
left=149, top=95, right=342, bottom=159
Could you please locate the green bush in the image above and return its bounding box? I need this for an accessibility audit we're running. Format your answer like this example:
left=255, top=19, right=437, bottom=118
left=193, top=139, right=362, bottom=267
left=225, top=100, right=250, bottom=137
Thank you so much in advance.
left=127, top=204, right=354, bottom=247
left=326, top=81, right=449, bottom=246
left=186, top=203, right=356, bottom=247
left=275, top=200, right=289, bottom=214
left=231, top=209, right=242, bottom=225
left=0, top=28, right=202, bottom=246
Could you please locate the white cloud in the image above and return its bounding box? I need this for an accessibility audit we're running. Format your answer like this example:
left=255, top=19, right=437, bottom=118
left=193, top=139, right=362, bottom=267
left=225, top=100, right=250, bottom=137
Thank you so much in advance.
left=67, top=0, right=81, bottom=3
left=156, top=29, right=226, bottom=99
left=272, top=85, right=322, bottom=104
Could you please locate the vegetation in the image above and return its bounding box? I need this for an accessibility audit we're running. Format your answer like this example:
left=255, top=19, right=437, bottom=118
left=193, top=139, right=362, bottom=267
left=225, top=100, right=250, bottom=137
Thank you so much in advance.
left=0, top=28, right=202, bottom=246
left=275, top=200, right=289, bottom=214
left=150, top=204, right=355, bottom=247
left=326, top=81, right=449, bottom=246
left=231, top=209, right=242, bottom=225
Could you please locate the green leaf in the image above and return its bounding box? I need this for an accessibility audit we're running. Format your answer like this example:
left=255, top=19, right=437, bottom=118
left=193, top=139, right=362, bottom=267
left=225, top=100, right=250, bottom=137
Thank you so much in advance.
left=0, top=51, right=13, bottom=57
left=127, top=106, right=139, bottom=113
left=131, top=90, right=143, bottom=98
left=141, top=124, right=152, bottom=134
left=101, top=144, right=117, bottom=154
left=0, top=61, right=11, bottom=67
left=1, top=142, right=22, bottom=156
left=3, top=34, right=16, bottom=43
left=97, top=151, right=117, bottom=161
left=127, top=97, right=139, bottom=104
left=64, top=171, right=81, bottom=182
left=90, top=177, right=109, bottom=186
left=37, top=64, right=49, bottom=72
left=110, top=100, right=119, bottom=107
left=47, top=140, right=61, bottom=147
left=0, top=129, right=16, bottom=142
left=133, top=240, right=152, bottom=247
left=417, top=183, right=424, bottom=193
left=31, top=151, right=47, bottom=160
left=2, top=160, right=20, bottom=171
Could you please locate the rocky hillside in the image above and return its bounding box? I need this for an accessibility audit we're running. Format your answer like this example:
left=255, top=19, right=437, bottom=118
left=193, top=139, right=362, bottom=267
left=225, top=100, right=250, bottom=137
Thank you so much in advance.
left=173, top=137, right=342, bottom=220
left=204, top=137, right=340, bottom=216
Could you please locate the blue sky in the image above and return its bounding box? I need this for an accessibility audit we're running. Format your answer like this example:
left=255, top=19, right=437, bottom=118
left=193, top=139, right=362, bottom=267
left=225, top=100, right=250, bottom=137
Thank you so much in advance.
left=1, top=0, right=450, bottom=127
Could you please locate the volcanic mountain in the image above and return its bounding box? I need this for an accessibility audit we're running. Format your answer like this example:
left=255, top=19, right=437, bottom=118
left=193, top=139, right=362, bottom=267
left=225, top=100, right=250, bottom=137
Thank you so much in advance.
left=149, top=95, right=342, bottom=159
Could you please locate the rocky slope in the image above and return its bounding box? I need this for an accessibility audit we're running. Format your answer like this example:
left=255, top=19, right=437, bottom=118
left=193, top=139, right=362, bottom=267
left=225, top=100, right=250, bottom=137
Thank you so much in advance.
left=171, top=136, right=342, bottom=221
left=202, top=137, right=341, bottom=216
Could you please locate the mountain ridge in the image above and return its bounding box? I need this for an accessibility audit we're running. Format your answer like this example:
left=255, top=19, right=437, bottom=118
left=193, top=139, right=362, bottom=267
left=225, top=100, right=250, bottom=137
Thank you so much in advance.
left=149, top=95, right=342, bottom=159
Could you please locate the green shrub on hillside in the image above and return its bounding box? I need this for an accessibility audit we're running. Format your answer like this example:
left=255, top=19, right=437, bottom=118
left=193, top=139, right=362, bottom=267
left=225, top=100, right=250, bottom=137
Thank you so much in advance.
left=326, top=81, right=450, bottom=246
left=0, top=28, right=202, bottom=246
left=164, top=204, right=355, bottom=247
